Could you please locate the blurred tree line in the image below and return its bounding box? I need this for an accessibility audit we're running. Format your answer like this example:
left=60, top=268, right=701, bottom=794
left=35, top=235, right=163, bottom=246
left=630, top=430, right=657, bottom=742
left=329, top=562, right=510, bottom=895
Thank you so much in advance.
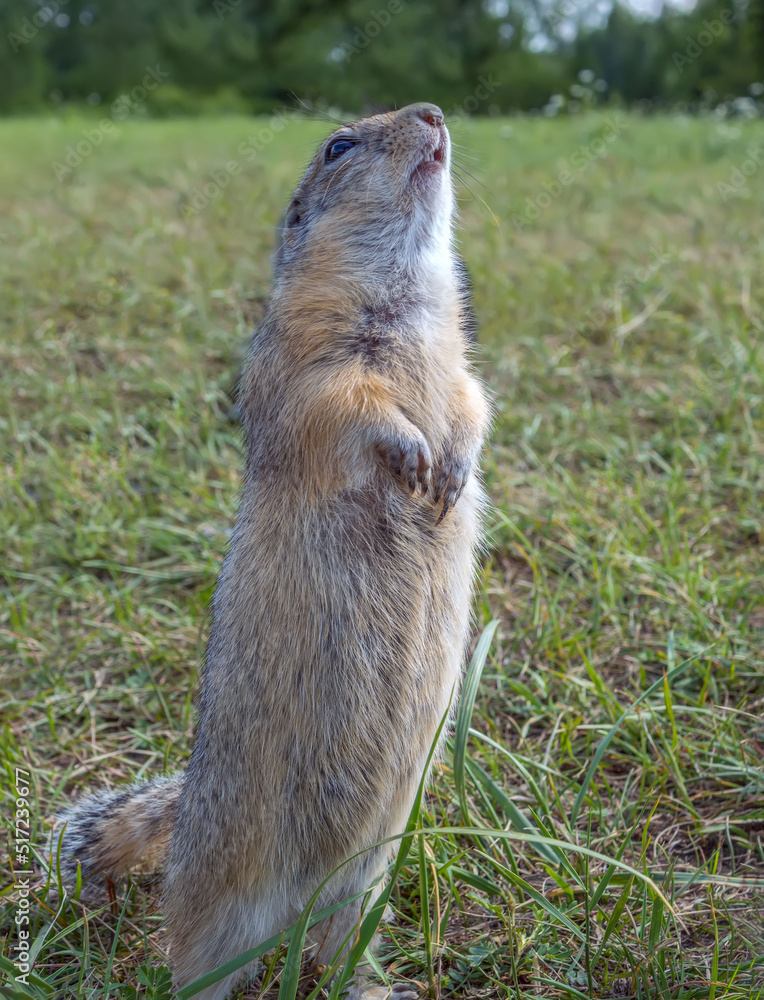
left=0, top=0, right=762, bottom=115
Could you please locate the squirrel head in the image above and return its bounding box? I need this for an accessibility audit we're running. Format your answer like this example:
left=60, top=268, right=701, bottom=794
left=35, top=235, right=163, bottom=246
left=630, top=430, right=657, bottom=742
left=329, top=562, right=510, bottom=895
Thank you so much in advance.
left=273, top=103, right=454, bottom=291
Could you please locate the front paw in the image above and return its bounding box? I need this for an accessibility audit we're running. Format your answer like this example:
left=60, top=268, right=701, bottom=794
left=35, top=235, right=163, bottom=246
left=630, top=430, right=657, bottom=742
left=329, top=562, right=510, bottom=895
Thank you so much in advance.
left=377, top=431, right=432, bottom=495
left=433, top=449, right=475, bottom=521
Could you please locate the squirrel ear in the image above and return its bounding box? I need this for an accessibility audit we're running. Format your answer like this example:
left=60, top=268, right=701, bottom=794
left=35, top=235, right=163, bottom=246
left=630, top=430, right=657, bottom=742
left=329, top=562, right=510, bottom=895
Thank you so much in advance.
left=285, top=199, right=303, bottom=228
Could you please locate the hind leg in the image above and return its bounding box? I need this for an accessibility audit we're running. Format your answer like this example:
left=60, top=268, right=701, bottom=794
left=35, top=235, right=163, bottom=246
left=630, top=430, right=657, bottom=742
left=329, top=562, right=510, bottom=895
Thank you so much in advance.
left=309, top=854, right=419, bottom=1000
left=165, top=884, right=291, bottom=1000
left=310, top=882, right=381, bottom=974
left=165, top=897, right=257, bottom=1000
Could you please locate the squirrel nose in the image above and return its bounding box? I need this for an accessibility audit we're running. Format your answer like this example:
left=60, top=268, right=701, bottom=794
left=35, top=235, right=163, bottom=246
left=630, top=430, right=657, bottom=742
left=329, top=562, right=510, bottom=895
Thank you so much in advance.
left=411, top=103, right=445, bottom=128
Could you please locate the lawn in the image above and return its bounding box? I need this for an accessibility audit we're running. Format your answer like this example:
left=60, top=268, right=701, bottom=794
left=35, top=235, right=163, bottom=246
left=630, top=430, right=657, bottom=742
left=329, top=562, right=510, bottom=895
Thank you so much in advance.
left=1, top=110, right=763, bottom=999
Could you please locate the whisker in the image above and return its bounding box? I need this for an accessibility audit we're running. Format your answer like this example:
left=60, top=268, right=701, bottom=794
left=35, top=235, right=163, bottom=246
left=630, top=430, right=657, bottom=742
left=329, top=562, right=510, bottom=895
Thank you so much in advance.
left=450, top=147, right=483, bottom=164
left=451, top=167, right=500, bottom=231
left=363, top=100, right=391, bottom=118
left=451, top=161, right=490, bottom=194
left=289, top=94, right=347, bottom=127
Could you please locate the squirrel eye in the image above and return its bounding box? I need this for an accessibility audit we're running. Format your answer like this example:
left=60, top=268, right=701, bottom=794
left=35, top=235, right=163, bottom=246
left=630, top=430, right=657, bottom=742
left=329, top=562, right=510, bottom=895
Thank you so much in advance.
left=325, top=137, right=355, bottom=162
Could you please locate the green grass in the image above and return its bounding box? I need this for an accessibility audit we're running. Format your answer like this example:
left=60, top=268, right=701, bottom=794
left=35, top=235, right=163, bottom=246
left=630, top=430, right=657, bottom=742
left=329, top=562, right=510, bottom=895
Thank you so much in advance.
left=1, top=110, right=763, bottom=999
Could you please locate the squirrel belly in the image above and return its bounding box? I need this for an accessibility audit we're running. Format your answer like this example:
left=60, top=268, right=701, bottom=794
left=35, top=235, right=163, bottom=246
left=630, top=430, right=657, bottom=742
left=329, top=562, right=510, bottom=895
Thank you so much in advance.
left=52, top=103, right=490, bottom=1000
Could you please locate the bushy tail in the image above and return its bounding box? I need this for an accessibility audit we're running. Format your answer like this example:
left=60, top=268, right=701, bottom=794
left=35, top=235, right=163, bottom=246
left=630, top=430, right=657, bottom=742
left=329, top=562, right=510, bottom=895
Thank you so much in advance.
left=52, top=774, right=183, bottom=883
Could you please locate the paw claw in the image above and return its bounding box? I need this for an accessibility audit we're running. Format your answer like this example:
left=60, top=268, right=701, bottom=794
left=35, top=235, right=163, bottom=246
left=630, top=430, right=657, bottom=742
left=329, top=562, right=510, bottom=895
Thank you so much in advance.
left=356, top=987, right=420, bottom=1000
left=378, top=432, right=432, bottom=497
left=420, top=465, right=432, bottom=495
left=432, top=448, right=475, bottom=522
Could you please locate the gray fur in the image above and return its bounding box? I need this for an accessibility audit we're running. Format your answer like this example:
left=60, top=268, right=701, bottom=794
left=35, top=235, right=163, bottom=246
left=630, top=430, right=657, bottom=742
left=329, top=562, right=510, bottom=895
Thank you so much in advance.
left=54, top=103, right=490, bottom=1000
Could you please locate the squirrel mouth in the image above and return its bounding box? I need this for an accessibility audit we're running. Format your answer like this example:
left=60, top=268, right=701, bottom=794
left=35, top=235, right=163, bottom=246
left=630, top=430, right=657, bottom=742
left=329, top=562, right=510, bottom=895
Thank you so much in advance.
left=412, top=141, right=447, bottom=183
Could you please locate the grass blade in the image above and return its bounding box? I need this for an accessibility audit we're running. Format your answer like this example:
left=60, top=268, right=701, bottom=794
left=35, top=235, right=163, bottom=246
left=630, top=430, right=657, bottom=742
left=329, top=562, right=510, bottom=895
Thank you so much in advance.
left=453, top=620, right=499, bottom=827
left=570, top=643, right=714, bottom=826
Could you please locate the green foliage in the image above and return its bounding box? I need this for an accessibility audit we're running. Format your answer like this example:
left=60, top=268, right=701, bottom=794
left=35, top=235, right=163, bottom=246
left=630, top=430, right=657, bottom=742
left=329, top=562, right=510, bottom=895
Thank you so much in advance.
left=0, top=0, right=761, bottom=114
left=123, top=964, right=174, bottom=1000
left=572, top=0, right=761, bottom=105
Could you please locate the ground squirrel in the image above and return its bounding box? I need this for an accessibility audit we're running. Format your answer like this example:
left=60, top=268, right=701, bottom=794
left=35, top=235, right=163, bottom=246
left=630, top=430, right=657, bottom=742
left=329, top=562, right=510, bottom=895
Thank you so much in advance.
left=54, top=102, right=490, bottom=999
